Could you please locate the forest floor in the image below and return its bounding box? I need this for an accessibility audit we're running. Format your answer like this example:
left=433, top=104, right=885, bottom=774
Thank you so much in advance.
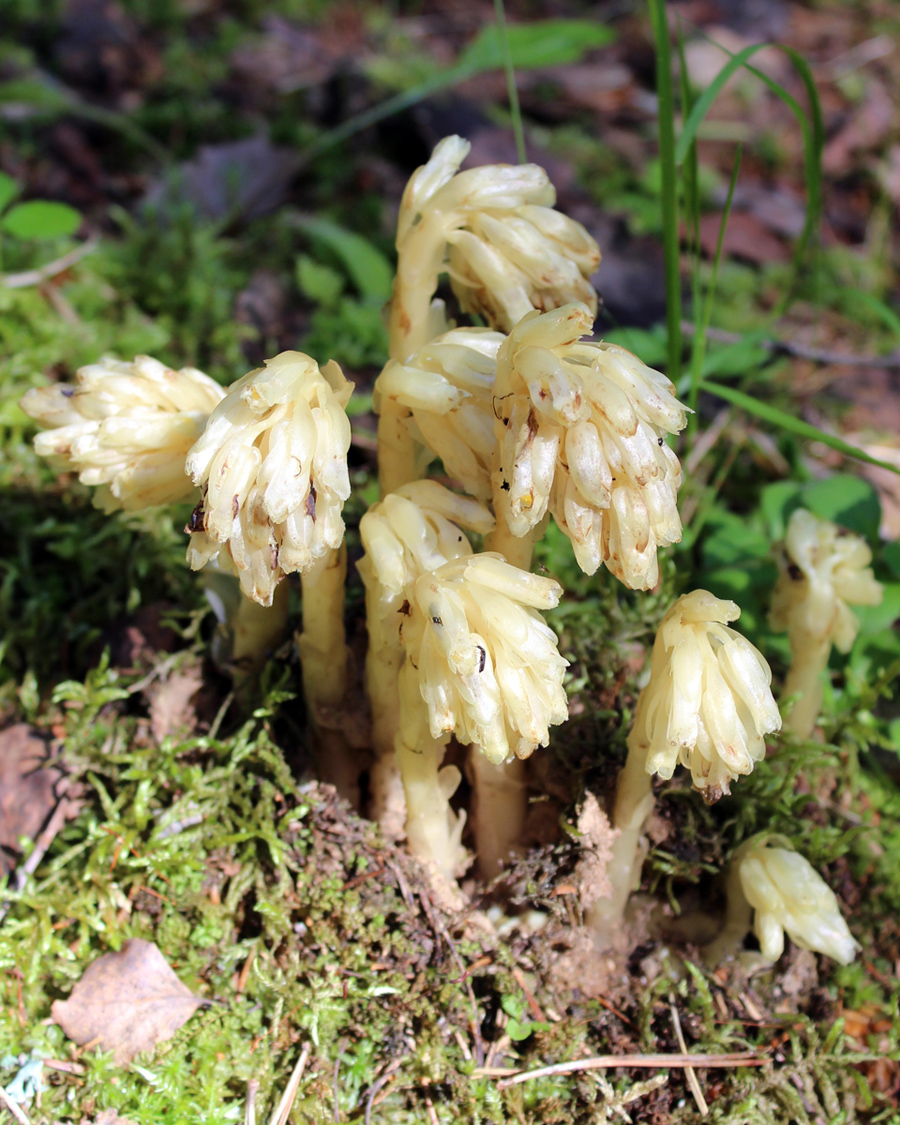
left=1, top=0, right=900, bottom=1121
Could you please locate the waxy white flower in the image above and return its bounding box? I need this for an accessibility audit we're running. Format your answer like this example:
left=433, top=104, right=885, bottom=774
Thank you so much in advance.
left=374, top=328, right=503, bottom=501
left=771, top=508, right=882, bottom=657
left=399, top=554, right=569, bottom=765
left=20, top=355, right=225, bottom=513
left=736, top=836, right=859, bottom=964
left=185, top=350, right=353, bottom=606
left=633, top=590, right=781, bottom=800
left=493, top=303, right=688, bottom=589
left=359, top=480, right=495, bottom=602
left=390, top=135, right=600, bottom=361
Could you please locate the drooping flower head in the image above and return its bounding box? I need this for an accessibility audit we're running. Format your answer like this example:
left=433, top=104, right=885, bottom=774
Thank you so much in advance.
left=493, top=303, right=688, bottom=589
left=735, top=835, right=859, bottom=964
left=632, top=590, right=781, bottom=800
left=20, top=355, right=225, bottom=513
left=185, top=351, right=353, bottom=606
left=399, top=554, right=568, bottom=765
left=359, top=480, right=495, bottom=605
left=374, top=328, right=503, bottom=501
left=771, top=508, right=882, bottom=656
left=390, top=135, right=600, bottom=360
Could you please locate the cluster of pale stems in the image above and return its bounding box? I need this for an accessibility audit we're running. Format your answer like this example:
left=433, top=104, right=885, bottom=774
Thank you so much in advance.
left=21, top=136, right=881, bottom=964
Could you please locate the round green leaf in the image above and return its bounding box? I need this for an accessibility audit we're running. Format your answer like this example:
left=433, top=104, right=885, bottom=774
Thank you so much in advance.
left=0, top=172, right=19, bottom=214
left=1, top=200, right=82, bottom=240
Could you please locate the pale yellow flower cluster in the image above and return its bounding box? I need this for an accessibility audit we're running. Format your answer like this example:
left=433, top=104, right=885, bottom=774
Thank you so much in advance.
left=390, top=135, right=600, bottom=360
left=771, top=508, right=882, bottom=658
left=20, top=355, right=224, bottom=513
left=374, top=328, right=503, bottom=501
left=185, top=351, right=353, bottom=605
left=633, top=590, right=781, bottom=799
left=735, top=836, right=858, bottom=964
left=400, top=555, right=568, bottom=765
left=493, top=303, right=688, bottom=589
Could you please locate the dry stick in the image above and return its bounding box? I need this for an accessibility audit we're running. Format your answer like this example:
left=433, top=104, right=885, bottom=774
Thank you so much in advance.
left=268, top=1043, right=311, bottom=1125
left=477, top=1052, right=766, bottom=1086
left=245, top=1079, right=259, bottom=1125
left=0, top=1086, right=30, bottom=1125
left=670, top=999, right=709, bottom=1118
left=1, top=236, right=99, bottom=289
left=0, top=790, right=76, bottom=924
left=680, top=319, right=900, bottom=370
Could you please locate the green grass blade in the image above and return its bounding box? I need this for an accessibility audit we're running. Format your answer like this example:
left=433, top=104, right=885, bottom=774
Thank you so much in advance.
left=689, top=145, right=742, bottom=428
left=647, top=0, right=682, bottom=384
left=674, top=42, right=824, bottom=294
left=699, top=378, right=900, bottom=476
left=493, top=0, right=526, bottom=163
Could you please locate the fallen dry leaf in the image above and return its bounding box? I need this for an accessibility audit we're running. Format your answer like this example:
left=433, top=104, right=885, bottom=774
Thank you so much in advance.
left=147, top=660, right=204, bottom=743
left=52, top=939, right=204, bottom=1065
left=88, top=1111, right=139, bottom=1125
left=0, top=724, right=61, bottom=875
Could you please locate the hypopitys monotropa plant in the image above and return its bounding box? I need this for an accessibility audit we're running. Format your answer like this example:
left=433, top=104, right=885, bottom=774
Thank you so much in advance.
left=379, top=134, right=600, bottom=492
left=186, top=350, right=359, bottom=800
left=705, top=834, right=858, bottom=966
left=590, top=590, right=781, bottom=946
left=398, top=554, right=568, bottom=880
left=358, top=481, right=495, bottom=842
left=488, top=302, right=688, bottom=576
left=770, top=508, right=882, bottom=739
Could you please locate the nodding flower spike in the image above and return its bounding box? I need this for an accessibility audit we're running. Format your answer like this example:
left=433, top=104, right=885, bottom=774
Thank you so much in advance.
left=21, top=354, right=225, bottom=514
left=400, top=554, right=568, bottom=765
left=771, top=508, right=883, bottom=656
left=493, top=304, right=689, bottom=590
left=184, top=351, right=353, bottom=606
left=391, top=136, right=600, bottom=359
left=632, top=590, right=781, bottom=801
left=735, top=836, right=859, bottom=965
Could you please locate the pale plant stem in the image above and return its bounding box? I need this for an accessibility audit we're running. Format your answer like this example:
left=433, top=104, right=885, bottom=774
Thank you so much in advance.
left=297, top=545, right=359, bottom=807
left=703, top=861, right=753, bottom=967
left=469, top=750, right=528, bottom=879
left=364, top=592, right=406, bottom=839
left=231, top=581, right=290, bottom=682
left=397, top=727, right=464, bottom=881
left=379, top=215, right=449, bottom=494
left=782, top=635, right=831, bottom=740
left=588, top=739, right=655, bottom=945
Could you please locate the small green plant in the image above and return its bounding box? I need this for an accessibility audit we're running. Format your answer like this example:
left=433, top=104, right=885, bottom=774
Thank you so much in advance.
left=0, top=172, right=81, bottom=272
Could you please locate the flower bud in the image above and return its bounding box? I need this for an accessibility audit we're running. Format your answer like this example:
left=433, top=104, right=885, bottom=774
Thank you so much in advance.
left=21, top=355, right=225, bottom=513
left=632, top=590, right=781, bottom=800
left=493, top=304, right=688, bottom=589
left=185, top=351, right=353, bottom=605
left=735, top=836, right=858, bottom=964
left=400, top=554, right=568, bottom=764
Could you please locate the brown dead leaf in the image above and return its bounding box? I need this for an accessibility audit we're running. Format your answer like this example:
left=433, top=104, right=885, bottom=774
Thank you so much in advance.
left=699, top=210, right=789, bottom=264
left=571, top=792, right=617, bottom=908
left=0, top=725, right=61, bottom=875
left=87, top=1111, right=139, bottom=1125
left=51, top=939, right=204, bottom=1065
left=147, top=661, right=204, bottom=743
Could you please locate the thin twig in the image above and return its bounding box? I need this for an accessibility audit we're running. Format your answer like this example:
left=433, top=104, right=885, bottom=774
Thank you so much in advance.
left=0, top=1085, right=31, bottom=1125
left=0, top=788, right=77, bottom=923
left=268, top=1043, right=311, bottom=1125
left=511, top=968, right=546, bottom=1024
left=476, top=1051, right=767, bottom=1087
left=333, top=1056, right=341, bottom=1123
left=1, top=236, right=99, bottom=288
left=424, top=1090, right=440, bottom=1125
left=670, top=999, right=709, bottom=1117
left=364, top=1072, right=394, bottom=1125
left=680, top=319, right=900, bottom=369
left=245, top=1078, right=259, bottom=1125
